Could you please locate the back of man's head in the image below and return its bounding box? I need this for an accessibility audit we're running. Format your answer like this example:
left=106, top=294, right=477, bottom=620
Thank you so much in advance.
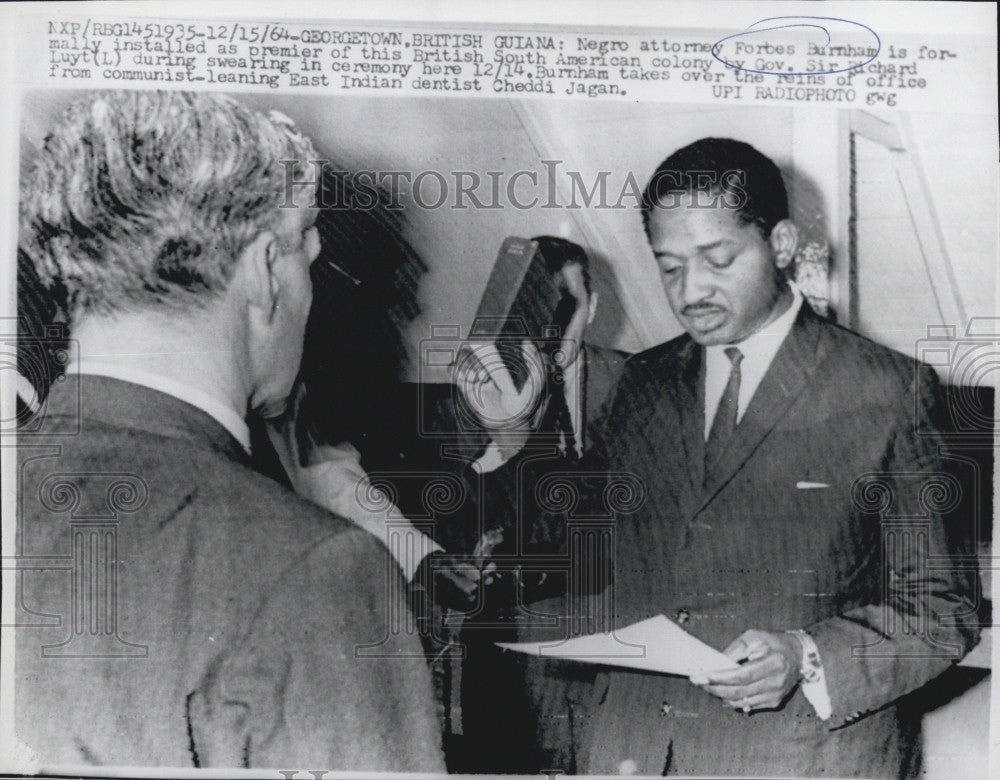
left=641, top=137, right=788, bottom=240
left=20, top=91, right=318, bottom=322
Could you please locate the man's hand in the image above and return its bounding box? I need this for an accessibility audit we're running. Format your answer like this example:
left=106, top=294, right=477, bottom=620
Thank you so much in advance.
left=267, top=408, right=369, bottom=519
left=263, top=383, right=376, bottom=519
left=690, top=629, right=803, bottom=713
left=411, top=551, right=495, bottom=613
left=454, top=340, right=546, bottom=439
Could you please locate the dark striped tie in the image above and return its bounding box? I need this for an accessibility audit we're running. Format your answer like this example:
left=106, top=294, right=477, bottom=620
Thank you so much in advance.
left=705, top=346, right=743, bottom=476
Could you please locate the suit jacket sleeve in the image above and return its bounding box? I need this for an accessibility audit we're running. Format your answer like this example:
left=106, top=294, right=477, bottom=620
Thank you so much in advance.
left=187, top=525, right=445, bottom=772
left=805, top=364, right=980, bottom=725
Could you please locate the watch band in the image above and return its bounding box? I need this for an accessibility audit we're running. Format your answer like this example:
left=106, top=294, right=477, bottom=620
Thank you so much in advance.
left=786, top=628, right=823, bottom=683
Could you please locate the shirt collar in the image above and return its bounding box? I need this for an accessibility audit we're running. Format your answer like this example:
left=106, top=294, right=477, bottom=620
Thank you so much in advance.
left=706, top=283, right=804, bottom=366
left=66, top=359, right=251, bottom=453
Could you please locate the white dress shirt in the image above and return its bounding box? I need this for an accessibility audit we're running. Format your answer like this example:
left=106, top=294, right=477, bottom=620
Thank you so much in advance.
left=562, top=349, right=584, bottom=458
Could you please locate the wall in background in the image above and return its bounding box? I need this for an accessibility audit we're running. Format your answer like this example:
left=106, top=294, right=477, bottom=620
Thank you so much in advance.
left=253, top=95, right=795, bottom=378
left=18, top=92, right=997, bottom=385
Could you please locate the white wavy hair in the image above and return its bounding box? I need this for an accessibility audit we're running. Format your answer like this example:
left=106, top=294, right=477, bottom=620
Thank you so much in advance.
left=20, top=90, right=319, bottom=319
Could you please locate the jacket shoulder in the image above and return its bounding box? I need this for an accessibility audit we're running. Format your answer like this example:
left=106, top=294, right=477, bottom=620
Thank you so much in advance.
left=584, top=344, right=632, bottom=390
left=620, top=333, right=693, bottom=380
left=193, top=449, right=371, bottom=543
left=813, top=315, right=930, bottom=392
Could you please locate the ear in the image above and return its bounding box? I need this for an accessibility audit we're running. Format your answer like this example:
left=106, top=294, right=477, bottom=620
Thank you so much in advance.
left=587, top=291, right=599, bottom=326
left=769, top=220, right=799, bottom=270
left=236, top=230, right=280, bottom=317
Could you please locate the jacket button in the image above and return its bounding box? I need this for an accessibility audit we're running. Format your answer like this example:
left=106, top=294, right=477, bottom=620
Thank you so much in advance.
left=676, top=608, right=690, bottom=625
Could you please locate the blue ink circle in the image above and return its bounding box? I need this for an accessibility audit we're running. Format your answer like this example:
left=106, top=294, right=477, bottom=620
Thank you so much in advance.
left=711, top=16, right=881, bottom=76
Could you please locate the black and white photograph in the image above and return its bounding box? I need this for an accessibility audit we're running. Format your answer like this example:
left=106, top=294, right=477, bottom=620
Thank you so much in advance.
left=1, top=2, right=997, bottom=778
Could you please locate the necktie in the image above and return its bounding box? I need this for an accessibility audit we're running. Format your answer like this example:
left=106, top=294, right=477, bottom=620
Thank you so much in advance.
left=705, top=346, right=743, bottom=476
left=540, top=373, right=575, bottom=458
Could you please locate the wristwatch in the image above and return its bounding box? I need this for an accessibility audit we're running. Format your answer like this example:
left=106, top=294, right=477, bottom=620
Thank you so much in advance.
left=785, top=628, right=823, bottom=684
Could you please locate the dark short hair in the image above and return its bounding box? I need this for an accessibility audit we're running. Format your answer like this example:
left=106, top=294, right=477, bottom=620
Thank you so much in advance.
left=641, top=138, right=788, bottom=239
left=530, top=235, right=591, bottom=294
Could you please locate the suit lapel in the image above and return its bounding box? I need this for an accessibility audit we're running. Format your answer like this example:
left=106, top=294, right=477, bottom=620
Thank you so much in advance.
left=697, top=306, right=822, bottom=514
left=670, top=339, right=705, bottom=505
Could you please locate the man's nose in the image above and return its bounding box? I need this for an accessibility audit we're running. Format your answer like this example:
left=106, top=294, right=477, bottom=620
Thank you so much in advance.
left=679, top=262, right=713, bottom=305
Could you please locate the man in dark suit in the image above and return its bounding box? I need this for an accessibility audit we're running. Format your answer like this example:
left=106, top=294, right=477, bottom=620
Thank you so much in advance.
left=452, top=237, right=626, bottom=479
left=450, top=237, right=629, bottom=772
left=563, top=138, right=979, bottom=776
left=14, top=90, right=444, bottom=772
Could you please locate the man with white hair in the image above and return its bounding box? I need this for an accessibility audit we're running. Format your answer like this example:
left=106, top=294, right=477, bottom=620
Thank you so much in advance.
left=15, top=90, right=444, bottom=772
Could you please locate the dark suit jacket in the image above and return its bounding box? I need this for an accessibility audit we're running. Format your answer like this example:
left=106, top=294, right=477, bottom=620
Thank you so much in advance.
left=15, top=376, right=445, bottom=772
left=568, top=305, right=979, bottom=777
left=476, top=343, right=629, bottom=553
left=382, top=344, right=628, bottom=556
left=455, top=345, right=628, bottom=772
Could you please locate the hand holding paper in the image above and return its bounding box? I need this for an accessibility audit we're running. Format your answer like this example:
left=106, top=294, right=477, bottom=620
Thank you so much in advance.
left=496, top=614, right=738, bottom=677
left=689, top=629, right=803, bottom=713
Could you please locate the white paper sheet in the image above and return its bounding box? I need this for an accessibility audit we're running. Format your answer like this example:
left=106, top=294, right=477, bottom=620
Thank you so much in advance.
left=496, top=614, right=739, bottom=677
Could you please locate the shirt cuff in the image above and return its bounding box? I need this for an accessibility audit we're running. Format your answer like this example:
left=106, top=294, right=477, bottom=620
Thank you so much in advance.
left=787, top=629, right=832, bottom=720
left=388, top=525, right=444, bottom=582
left=472, top=441, right=507, bottom=474
left=305, top=447, right=443, bottom=580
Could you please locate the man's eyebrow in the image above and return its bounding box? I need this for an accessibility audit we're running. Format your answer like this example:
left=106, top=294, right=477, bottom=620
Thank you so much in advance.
left=654, top=238, right=737, bottom=259
left=695, top=239, right=737, bottom=252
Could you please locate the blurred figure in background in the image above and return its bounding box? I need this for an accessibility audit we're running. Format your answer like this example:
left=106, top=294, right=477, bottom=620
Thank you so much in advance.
left=452, top=236, right=629, bottom=773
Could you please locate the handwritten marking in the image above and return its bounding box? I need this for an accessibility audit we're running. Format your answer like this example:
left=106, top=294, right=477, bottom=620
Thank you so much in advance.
left=711, top=16, right=881, bottom=76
